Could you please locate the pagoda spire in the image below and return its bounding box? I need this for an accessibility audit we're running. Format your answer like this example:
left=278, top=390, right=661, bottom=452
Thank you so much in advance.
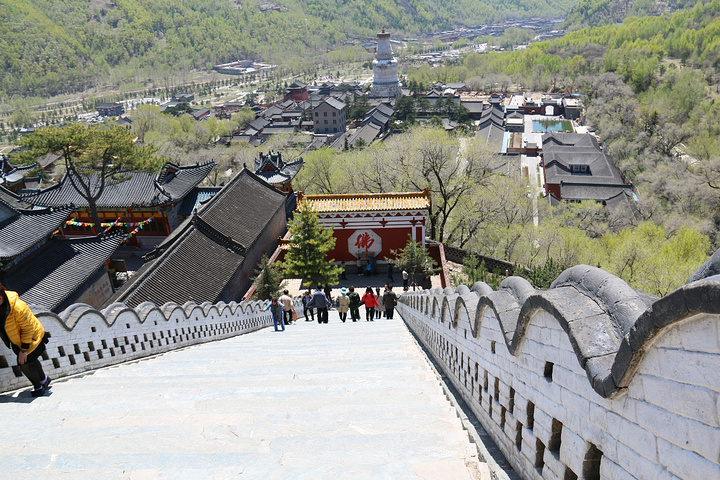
left=371, top=30, right=401, bottom=98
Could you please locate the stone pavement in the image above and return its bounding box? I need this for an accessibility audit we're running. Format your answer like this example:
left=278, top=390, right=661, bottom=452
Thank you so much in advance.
left=0, top=310, right=490, bottom=480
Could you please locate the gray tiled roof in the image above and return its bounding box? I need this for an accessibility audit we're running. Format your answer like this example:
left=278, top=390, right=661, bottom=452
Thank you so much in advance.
left=254, top=159, right=303, bottom=185
left=176, top=187, right=222, bottom=216
left=0, top=163, right=34, bottom=185
left=22, top=162, right=213, bottom=209
left=461, top=101, right=485, bottom=113
left=476, top=124, right=505, bottom=149
left=560, top=184, right=632, bottom=201
left=479, top=108, right=504, bottom=123
left=249, top=117, right=270, bottom=131
left=108, top=169, right=287, bottom=308
left=363, top=109, right=391, bottom=128
left=263, top=105, right=284, bottom=118
left=37, top=152, right=62, bottom=168
left=5, top=233, right=124, bottom=311
left=0, top=185, right=31, bottom=210
left=0, top=206, right=74, bottom=261
left=261, top=126, right=297, bottom=135
left=542, top=133, right=631, bottom=201
left=375, top=103, right=394, bottom=117
left=323, top=97, right=346, bottom=111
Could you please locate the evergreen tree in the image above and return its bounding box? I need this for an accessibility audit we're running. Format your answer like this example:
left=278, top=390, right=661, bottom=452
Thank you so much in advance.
left=18, top=123, right=162, bottom=228
left=279, top=202, right=343, bottom=288
left=251, top=254, right=286, bottom=300
left=393, top=95, right=416, bottom=123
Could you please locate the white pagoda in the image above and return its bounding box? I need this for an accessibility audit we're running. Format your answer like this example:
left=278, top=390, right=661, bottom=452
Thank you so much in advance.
left=371, top=30, right=401, bottom=98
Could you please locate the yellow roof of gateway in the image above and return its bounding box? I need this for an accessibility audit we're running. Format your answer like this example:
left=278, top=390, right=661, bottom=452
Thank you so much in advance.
left=297, top=189, right=430, bottom=213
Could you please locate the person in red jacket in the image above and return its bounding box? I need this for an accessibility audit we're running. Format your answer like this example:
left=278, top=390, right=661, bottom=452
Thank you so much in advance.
left=361, top=287, right=379, bottom=321
left=0, top=284, right=51, bottom=397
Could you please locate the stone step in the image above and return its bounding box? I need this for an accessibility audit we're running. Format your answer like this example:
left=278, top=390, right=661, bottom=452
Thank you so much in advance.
left=0, top=310, right=493, bottom=479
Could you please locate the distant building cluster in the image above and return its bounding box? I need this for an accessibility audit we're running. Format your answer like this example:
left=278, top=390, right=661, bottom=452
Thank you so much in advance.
left=2, top=27, right=641, bottom=316
left=213, top=59, right=275, bottom=76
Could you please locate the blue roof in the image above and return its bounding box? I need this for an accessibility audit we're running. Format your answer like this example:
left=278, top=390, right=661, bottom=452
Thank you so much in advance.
left=176, top=187, right=222, bottom=216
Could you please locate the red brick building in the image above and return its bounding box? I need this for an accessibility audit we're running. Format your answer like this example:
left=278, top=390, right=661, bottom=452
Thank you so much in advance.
left=284, top=81, right=309, bottom=102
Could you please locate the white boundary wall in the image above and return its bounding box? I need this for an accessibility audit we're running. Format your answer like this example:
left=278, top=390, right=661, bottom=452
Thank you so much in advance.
left=0, top=299, right=301, bottom=394
left=398, top=273, right=720, bottom=480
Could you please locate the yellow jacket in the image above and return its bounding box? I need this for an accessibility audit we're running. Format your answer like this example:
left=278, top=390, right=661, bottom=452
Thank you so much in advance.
left=2, top=291, right=45, bottom=353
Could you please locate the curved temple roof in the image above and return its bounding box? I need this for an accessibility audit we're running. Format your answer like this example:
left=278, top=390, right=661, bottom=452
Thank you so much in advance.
left=22, top=162, right=215, bottom=209
left=298, top=189, right=431, bottom=213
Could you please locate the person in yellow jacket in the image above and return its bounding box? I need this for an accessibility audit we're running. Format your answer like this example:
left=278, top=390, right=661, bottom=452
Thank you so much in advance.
left=0, top=284, right=51, bottom=397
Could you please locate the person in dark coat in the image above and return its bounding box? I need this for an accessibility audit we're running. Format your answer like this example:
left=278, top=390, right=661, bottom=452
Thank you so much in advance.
left=302, top=290, right=315, bottom=322
left=348, top=286, right=361, bottom=322
left=324, top=285, right=333, bottom=305
left=312, top=286, right=332, bottom=324
left=383, top=284, right=398, bottom=319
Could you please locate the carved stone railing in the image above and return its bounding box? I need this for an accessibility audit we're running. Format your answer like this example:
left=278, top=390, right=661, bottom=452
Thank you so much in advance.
left=0, top=299, right=302, bottom=394
left=397, top=255, right=720, bottom=480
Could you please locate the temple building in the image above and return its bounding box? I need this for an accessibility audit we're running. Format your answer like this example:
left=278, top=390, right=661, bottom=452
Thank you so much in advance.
left=371, top=30, right=402, bottom=98
left=253, top=151, right=304, bottom=193
left=295, top=190, right=430, bottom=265
left=106, top=168, right=288, bottom=308
left=0, top=188, right=123, bottom=312
left=21, top=162, right=214, bottom=247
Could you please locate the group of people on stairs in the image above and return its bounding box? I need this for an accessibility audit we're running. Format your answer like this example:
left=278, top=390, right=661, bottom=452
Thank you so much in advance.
left=265, top=284, right=399, bottom=330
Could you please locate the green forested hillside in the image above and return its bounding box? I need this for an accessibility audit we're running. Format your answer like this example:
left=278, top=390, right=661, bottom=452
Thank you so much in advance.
left=0, top=0, right=575, bottom=98
left=563, top=0, right=698, bottom=30
left=405, top=0, right=720, bottom=265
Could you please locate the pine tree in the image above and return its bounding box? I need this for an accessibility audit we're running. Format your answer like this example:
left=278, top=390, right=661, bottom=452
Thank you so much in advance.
left=279, top=202, right=343, bottom=288
left=251, top=254, right=285, bottom=300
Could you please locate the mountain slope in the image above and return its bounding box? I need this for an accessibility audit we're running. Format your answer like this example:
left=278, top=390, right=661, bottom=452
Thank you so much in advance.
left=563, top=0, right=698, bottom=30
left=1, top=0, right=577, bottom=97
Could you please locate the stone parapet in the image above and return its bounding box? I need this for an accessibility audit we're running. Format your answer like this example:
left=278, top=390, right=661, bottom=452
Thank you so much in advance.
left=397, top=262, right=720, bottom=480
left=0, top=299, right=302, bottom=393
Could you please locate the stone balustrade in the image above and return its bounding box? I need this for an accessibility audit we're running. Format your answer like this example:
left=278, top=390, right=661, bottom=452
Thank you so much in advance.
left=397, top=258, right=720, bottom=480
left=0, top=299, right=302, bottom=394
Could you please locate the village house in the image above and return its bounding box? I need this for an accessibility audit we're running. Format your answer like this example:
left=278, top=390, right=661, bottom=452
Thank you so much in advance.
left=96, top=102, right=124, bottom=117
left=253, top=151, right=304, bottom=194
left=294, top=189, right=430, bottom=274
left=284, top=81, right=309, bottom=102
left=331, top=102, right=394, bottom=150
left=191, top=108, right=211, bottom=121
left=541, top=132, right=634, bottom=205
left=172, top=93, right=195, bottom=103
left=313, top=97, right=347, bottom=135
left=0, top=156, right=35, bottom=192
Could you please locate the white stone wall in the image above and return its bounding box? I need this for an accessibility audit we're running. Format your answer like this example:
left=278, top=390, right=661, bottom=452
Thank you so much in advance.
left=0, top=299, right=302, bottom=394
left=398, top=289, right=720, bottom=480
